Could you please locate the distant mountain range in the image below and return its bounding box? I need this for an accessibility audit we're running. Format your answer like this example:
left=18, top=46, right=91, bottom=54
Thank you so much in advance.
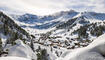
left=11, top=10, right=78, bottom=29
left=11, top=10, right=105, bottom=30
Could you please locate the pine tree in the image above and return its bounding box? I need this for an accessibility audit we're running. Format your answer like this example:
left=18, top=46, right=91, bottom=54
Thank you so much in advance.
left=0, top=38, right=2, bottom=56
left=37, top=49, right=48, bottom=60
left=30, top=39, right=34, bottom=52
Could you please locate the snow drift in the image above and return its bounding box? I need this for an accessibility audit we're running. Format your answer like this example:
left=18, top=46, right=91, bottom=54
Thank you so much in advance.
left=0, top=56, right=30, bottom=60
left=57, top=34, right=105, bottom=60
left=7, top=40, right=37, bottom=60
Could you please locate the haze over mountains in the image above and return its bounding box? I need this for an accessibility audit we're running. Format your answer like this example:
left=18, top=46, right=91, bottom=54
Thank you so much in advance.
left=0, top=0, right=105, bottom=15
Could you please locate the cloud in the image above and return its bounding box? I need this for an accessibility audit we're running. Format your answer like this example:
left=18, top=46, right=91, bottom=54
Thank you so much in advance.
left=66, top=0, right=105, bottom=12
left=0, top=0, right=105, bottom=15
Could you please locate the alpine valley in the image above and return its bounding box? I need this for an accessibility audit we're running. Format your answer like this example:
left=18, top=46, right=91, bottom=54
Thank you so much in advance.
left=0, top=8, right=105, bottom=60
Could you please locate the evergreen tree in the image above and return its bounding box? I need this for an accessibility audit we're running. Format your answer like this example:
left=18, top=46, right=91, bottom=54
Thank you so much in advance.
left=30, top=39, right=34, bottom=52
left=0, top=38, right=2, bottom=56
left=37, top=49, right=48, bottom=60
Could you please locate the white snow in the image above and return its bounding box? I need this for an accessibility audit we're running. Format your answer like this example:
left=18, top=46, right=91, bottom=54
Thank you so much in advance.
left=56, top=34, right=105, bottom=60
left=7, top=40, right=37, bottom=60
left=0, top=56, right=30, bottom=60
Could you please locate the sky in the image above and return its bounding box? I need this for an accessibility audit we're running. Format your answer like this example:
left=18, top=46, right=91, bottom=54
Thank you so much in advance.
left=0, top=0, right=105, bottom=15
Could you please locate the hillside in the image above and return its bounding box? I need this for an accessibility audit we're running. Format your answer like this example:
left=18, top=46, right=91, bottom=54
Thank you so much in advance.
left=0, top=11, right=32, bottom=46
left=0, top=11, right=37, bottom=60
left=56, top=34, right=105, bottom=60
left=0, top=11, right=60, bottom=60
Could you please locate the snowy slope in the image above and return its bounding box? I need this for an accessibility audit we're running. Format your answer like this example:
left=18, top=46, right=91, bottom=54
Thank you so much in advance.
left=0, top=11, right=37, bottom=60
left=0, top=57, right=30, bottom=60
left=56, top=34, right=105, bottom=60
left=6, top=40, right=37, bottom=60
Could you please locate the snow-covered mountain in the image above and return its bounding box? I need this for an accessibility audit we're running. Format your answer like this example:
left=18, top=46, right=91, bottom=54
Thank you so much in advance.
left=0, top=11, right=62, bottom=60
left=0, top=11, right=38, bottom=60
left=10, top=10, right=105, bottom=50
left=0, top=11, right=31, bottom=46
left=49, top=11, right=104, bottom=49
left=11, top=10, right=105, bottom=49
left=11, top=11, right=105, bottom=33
left=11, top=10, right=78, bottom=29
left=1, top=8, right=105, bottom=60
left=1, top=0, right=105, bottom=60
left=9, top=10, right=105, bottom=59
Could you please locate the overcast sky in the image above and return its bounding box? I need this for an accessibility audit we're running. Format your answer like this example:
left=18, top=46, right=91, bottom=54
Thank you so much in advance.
left=0, top=0, right=105, bottom=15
